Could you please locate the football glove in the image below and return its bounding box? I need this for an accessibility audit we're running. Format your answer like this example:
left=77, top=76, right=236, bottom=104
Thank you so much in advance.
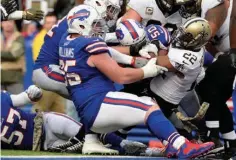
left=141, top=58, right=168, bottom=79
left=26, top=85, right=42, bottom=102
left=23, top=8, right=44, bottom=21
left=1, top=0, right=17, bottom=20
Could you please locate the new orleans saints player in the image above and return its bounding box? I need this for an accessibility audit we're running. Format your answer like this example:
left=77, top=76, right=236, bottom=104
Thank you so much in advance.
left=179, top=0, right=236, bottom=158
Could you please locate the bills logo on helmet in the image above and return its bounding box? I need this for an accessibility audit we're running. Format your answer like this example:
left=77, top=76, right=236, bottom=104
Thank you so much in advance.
left=68, top=9, right=91, bottom=25
left=115, top=29, right=125, bottom=41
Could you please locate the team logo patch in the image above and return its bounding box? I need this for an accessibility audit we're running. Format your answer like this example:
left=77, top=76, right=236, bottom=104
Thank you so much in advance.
left=174, top=62, right=184, bottom=71
left=45, top=66, right=53, bottom=75
left=115, top=29, right=124, bottom=41
left=68, top=9, right=90, bottom=25
left=145, top=7, right=153, bottom=15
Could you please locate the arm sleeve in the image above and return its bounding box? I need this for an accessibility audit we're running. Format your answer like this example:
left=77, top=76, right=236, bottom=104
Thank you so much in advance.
left=127, top=0, right=152, bottom=20
left=10, top=92, right=32, bottom=107
left=84, top=39, right=109, bottom=55
left=201, top=0, right=224, bottom=17
left=7, top=11, right=23, bottom=20
left=108, top=47, right=133, bottom=65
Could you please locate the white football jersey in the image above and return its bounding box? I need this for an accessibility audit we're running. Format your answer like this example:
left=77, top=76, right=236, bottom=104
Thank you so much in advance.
left=150, top=46, right=204, bottom=104
left=201, top=0, right=233, bottom=52
left=127, top=0, right=183, bottom=27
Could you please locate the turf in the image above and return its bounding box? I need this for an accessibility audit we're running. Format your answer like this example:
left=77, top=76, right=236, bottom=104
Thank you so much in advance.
left=1, top=150, right=80, bottom=156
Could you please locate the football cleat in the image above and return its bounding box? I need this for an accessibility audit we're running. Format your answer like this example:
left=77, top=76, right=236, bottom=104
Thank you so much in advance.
left=82, top=140, right=119, bottom=155
left=163, top=143, right=178, bottom=158
left=177, top=139, right=214, bottom=159
left=48, top=137, right=80, bottom=152
left=141, top=147, right=164, bottom=157
left=64, top=141, right=83, bottom=153
left=120, top=140, right=147, bottom=155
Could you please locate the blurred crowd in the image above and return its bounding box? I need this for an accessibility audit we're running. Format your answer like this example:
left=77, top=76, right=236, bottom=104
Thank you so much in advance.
left=1, top=0, right=83, bottom=118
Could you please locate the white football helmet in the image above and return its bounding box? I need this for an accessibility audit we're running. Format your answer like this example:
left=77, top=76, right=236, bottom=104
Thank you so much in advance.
left=84, top=0, right=108, bottom=18
left=67, top=5, right=108, bottom=38
left=106, top=0, right=121, bottom=27
left=115, top=19, right=146, bottom=46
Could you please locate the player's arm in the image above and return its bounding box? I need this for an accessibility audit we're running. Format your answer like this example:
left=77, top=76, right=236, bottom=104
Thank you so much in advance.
left=10, top=85, right=42, bottom=107
left=89, top=52, right=167, bottom=84
left=121, top=8, right=142, bottom=22
left=108, top=47, right=149, bottom=68
left=7, top=8, right=44, bottom=21
left=156, top=55, right=178, bottom=72
left=204, top=2, right=228, bottom=37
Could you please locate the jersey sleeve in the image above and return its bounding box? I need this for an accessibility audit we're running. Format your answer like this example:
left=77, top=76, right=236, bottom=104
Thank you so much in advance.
left=84, top=39, right=110, bottom=55
left=1, top=91, right=13, bottom=107
left=201, top=0, right=224, bottom=18
left=127, top=0, right=152, bottom=20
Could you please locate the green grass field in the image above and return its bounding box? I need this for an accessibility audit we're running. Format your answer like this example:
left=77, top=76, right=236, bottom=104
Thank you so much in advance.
left=1, top=150, right=80, bottom=156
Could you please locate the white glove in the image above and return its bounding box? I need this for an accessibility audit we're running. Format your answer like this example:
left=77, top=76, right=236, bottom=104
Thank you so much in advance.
left=26, top=85, right=42, bottom=102
left=141, top=58, right=168, bottom=79
left=139, top=43, right=158, bottom=58
left=131, top=57, right=149, bottom=68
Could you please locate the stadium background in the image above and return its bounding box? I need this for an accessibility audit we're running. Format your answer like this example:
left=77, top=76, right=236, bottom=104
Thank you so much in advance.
left=1, top=0, right=236, bottom=158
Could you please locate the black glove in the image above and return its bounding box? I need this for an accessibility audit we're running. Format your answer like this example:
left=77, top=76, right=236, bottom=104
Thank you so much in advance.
left=1, top=0, right=17, bottom=20
left=229, top=48, right=236, bottom=68
left=130, top=37, right=147, bottom=56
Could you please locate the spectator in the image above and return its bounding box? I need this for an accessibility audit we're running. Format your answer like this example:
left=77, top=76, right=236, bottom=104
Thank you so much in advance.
left=33, top=12, right=57, bottom=60
left=1, top=20, right=25, bottom=94
left=32, top=12, right=65, bottom=113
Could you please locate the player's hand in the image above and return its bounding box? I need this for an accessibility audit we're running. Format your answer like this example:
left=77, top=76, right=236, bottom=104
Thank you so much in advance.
left=141, top=58, right=168, bottom=79
left=26, top=85, right=42, bottom=102
left=1, top=0, right=18, bottom=20
left=130, top=37, right=147, bottom=56
left=23, top=8, right=44, bottom=21
left=131, top=57, right=149, bottom=68
left=139, top=43, right=158, bottom=58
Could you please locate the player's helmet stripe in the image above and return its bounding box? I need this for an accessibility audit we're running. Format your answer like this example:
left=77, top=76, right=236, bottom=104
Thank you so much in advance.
left=122, top=21, right=139, bottom=40
left=159, top=25, right=170, bottom=44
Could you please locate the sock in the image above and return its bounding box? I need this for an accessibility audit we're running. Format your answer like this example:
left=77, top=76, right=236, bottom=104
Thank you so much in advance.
left=222, top=131, right=236, bottom=140
left=147, top=110, right=185, bottom=150
left=206, top=128, right=220, bottom=138
left=85, top=134, right=99, bottom=143
left=74, top=125, right=85, bottom=141
left=100, top=133, right=123, bottom=147
left=205, top=121, right=220, bottom=138
left=232, top=89, right=236, bottom=122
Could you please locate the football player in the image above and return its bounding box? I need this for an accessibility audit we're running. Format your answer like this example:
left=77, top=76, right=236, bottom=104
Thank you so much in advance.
left=1, top=85, right=83, bottom=151
left=59, top=4, right=214, bottom=159
left=33, top=0, right=109, bottom=99
left=191, top=0, right=236, bottom=157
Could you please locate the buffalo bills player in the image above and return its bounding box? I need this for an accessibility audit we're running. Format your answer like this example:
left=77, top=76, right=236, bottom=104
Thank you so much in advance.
left=1, top=85, right=83, bottom=151
left=33, top=0, right=108, bottom=99
left=59, top=4, right=215, bottom=159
